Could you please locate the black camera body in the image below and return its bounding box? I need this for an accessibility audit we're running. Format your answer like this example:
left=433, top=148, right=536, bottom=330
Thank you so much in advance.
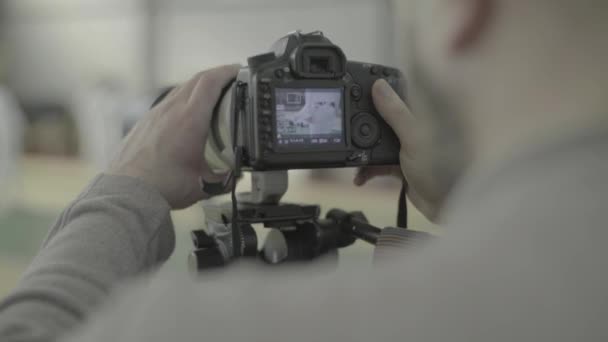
left=212, top=31, right=405, bottom=171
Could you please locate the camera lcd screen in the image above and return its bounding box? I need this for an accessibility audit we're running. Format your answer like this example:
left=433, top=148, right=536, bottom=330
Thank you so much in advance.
left=275, top=88, right=344, bottom=147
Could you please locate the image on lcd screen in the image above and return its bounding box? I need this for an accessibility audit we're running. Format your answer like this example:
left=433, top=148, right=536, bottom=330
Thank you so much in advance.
left=275, top=88, right=344, bottom=146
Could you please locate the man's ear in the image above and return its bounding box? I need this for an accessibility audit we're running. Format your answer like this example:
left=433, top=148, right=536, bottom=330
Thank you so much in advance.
left=450, top=0, right=494, bottom=53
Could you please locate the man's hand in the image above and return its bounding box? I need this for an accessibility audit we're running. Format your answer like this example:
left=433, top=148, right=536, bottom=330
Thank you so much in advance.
left=360, top=79, right=445, bottom=222
left=107, top=64, right=240, bottom=209
left=353, top=166, right=403, bottom=187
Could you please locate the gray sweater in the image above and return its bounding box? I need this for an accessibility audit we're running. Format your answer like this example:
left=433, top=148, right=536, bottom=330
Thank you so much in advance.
left=1, top=130, right=607, bottom=341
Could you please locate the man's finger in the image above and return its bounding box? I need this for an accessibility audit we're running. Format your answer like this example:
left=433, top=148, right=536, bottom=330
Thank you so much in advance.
left=150, top=86, right=181, bottom=109
left=175, top=64, right=238, bottom=100
left=354, top=167, right=371, bottom=186
left=187, top=64, right=241, bottom=107
left=372, top=79, right=414, bottom=141
left=354, top=166, right=403, bottom=186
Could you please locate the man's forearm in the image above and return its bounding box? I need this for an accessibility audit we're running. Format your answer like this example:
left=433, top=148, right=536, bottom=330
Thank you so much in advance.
left=0, top=174, right=175, bottom=342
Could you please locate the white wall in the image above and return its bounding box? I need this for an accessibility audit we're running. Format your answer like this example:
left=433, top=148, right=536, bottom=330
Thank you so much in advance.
left=0, top=86, right=25, bottom=212
left=5, top=0, right=397, bottom=103
left=7, top=18, right=146, bottom=103
left=154, top=0, right=396, bottom=85
left=5, top=0, right=145, bottom=103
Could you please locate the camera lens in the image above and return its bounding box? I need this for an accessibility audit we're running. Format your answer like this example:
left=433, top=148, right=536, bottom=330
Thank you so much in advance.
left=204, top=83, right=236, bottom=174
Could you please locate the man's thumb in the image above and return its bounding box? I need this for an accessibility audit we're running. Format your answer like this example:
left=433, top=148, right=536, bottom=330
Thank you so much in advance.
left=372, top=79, right=412, bottom=141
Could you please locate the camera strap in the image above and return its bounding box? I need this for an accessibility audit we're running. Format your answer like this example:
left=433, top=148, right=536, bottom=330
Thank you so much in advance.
left=397, top=182, right=408, bottom=229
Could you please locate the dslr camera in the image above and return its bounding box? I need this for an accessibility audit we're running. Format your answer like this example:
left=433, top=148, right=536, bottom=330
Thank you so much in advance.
left=206, top=31, right=405, bottom=172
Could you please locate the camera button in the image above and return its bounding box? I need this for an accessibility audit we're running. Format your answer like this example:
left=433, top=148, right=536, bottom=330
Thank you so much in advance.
left=350, top=85, right=362, bottom=101
left=360, top=123, right=372, bottom=137
left=382, top=68, right=392, bottom=77
left=352, top=113, right=380, bottom=149
left=371, top=66, right=381, bottom=75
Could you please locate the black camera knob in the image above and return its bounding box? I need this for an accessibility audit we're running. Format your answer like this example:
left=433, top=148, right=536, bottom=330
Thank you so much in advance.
left=275, top=69, right=285, bottom=79
left=360, top=124, right=372, bottom=136
left=189, top=247, right=228, bottom=271
left=350, top=85, right=363, bottom=101
left=191, top=230, right=217, bottom=249
left=351, top=113, right=381, bottom=149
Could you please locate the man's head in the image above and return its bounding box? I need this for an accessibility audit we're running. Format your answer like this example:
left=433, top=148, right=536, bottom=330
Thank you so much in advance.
left=391, top=0, right=608, bottom=213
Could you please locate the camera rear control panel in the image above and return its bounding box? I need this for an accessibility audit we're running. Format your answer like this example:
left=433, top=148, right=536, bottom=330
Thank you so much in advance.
left=258, top=79, right=274, bottom=154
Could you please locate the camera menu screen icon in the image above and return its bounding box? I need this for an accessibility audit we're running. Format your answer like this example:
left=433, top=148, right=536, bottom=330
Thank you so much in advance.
left=275, top=88, right=344, bottom=147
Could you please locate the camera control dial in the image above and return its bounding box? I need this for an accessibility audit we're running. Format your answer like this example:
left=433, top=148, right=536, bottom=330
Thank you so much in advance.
left=351, top=113, right=381, bottom=149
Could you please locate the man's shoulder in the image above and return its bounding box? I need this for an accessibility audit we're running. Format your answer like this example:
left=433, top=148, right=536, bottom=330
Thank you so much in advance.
left=445, top=130, right=608, bottom=230
left=439, top=132, right=608, bottom=289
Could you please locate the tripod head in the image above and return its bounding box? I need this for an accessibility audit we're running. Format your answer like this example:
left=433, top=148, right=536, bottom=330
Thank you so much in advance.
left=189, top=171, right=388, bottom=271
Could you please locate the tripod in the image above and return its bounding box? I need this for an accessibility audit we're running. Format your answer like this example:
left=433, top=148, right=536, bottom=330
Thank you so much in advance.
left=189, top=171, right=413, bottom=271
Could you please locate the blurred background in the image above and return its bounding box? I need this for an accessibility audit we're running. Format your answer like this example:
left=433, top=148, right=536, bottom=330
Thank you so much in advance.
left=0, top=0, right=436, bottom=297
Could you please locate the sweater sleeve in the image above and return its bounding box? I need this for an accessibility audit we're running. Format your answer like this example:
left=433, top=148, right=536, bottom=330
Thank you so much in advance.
left=0, top=174, right=175, bottom=342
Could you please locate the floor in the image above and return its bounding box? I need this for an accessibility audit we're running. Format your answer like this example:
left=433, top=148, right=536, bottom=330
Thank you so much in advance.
left=0, top=156, right=438, bottom=297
